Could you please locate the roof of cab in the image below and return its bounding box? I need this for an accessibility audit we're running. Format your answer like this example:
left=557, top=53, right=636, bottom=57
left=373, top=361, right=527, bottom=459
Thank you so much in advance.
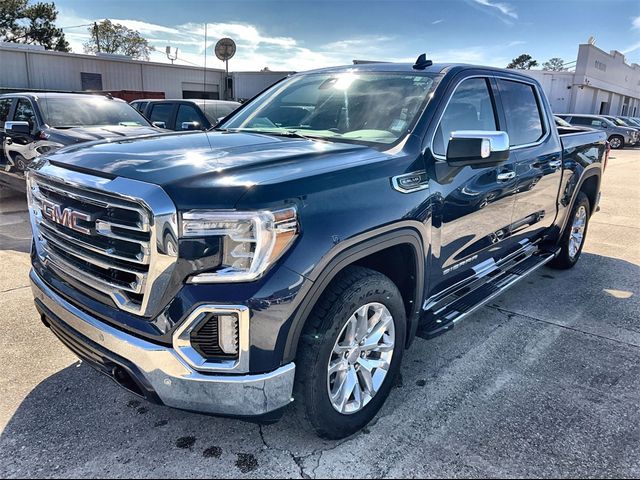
left=0, top=92, right=125, bottom=101
left=297, top=62, right=521, bottom=76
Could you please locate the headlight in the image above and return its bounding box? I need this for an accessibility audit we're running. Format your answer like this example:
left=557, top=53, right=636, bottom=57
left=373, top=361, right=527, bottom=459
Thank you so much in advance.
left=181, top=207, right=298, bottom=283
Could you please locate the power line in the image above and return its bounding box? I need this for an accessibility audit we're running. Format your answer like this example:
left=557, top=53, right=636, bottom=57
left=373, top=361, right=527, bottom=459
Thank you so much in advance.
left=59, top=23, right=93, bottom=30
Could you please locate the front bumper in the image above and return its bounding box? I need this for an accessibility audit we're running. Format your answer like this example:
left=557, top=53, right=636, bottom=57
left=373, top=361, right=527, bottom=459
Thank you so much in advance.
left=30, top=269, right=296, bottom=417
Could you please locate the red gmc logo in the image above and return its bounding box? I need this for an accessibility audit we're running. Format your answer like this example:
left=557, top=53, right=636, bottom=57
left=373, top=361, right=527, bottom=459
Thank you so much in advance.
left=41, top=198, right=92, bottom=235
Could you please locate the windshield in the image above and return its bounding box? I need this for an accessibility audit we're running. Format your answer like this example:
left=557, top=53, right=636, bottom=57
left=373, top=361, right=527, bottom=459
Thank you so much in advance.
left=555, top=116, right=572, bottom=127
left=39, top=97, right=151, bottom=128
left=221, top=72, right=438, bottom=146
left=610, top=117, right=629, bottom=126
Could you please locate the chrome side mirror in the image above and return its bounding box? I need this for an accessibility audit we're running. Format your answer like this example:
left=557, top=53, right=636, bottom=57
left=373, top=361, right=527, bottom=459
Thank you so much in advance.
left=446, top=130, right=510, bottom=168
left=5, top=121, right=31, bottom=136
left=181, top=121, right=201, bottom=131
left=152, top=121, right=167, bottom=129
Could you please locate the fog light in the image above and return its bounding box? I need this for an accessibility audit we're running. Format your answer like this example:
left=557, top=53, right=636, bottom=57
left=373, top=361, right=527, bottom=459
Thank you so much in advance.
left=218, top=314, right=239, bottom=355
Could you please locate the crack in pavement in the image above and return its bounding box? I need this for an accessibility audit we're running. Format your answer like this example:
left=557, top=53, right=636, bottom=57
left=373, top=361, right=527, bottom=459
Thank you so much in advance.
left=257, top=422, right=368, bottom=479
left=0, top=285, right=29, bottom=294
left=487, top=305, right=640, bottom=349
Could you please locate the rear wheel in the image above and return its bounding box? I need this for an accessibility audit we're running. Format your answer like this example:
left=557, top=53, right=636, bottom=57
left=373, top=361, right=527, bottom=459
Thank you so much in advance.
left=549, top=192, right=590, bottom=269
left=608, top=135, right=624, bottom=150
left=296, top=266, right=406, bottom=439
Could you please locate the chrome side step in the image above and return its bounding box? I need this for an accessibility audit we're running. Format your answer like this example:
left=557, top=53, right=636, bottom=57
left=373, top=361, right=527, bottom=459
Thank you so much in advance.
left=417, top=249, right=558, bottom=339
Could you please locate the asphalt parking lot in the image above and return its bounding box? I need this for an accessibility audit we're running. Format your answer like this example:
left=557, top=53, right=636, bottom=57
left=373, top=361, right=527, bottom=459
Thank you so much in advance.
left=0, top=148, right=639, bottom=479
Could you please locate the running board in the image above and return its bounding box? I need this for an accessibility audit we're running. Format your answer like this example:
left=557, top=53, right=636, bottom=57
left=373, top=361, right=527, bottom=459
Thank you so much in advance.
left=416, top=249, right=558, bottom=339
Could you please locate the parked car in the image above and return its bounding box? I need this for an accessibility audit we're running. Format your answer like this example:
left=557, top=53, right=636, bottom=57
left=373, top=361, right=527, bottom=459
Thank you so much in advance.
left=130, top=99, right=241, bottom=131
left=558, top=114, right=637, bottom=149
left=0, top=93, right=163, bottom=192
left=28, top=59, right=607, bottom=439
left=619, top=116, right=640, bottom=128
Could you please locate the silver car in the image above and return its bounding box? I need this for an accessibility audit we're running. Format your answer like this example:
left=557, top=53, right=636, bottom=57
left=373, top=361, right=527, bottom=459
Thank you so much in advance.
left=558, top=114, right=637, bottom=149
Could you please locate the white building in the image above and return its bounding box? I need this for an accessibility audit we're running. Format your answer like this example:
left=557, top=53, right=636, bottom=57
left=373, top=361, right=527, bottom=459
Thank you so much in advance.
left=524, top=43, right=640, bottom=116
left=0, top=43, right=292, bottom=101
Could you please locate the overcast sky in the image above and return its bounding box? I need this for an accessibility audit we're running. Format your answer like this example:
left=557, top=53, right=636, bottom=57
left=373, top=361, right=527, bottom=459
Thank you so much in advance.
left=54, top=0, right=640, bottom=71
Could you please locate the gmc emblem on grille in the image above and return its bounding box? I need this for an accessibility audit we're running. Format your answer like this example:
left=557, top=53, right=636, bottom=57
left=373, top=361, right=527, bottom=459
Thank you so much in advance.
left=41, top=199, right=92, bottom=235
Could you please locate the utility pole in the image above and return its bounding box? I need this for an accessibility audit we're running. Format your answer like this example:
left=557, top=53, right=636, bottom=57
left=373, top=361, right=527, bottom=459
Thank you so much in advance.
left=93, top=22, right=101, bottom=53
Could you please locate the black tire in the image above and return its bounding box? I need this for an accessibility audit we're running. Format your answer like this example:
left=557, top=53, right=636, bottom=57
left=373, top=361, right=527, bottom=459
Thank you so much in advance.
left=549, top=192, right=591, bottom=269
left=608, top=135, right=624, bottom=150
left=296, top=266, right=406, bottom=439
left=13, top=153, right=29, bottom=172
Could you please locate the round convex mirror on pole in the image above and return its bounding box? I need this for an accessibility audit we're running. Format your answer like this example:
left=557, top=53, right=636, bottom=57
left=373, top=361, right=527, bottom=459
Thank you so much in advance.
left=215, top=38, right=236, bottom=100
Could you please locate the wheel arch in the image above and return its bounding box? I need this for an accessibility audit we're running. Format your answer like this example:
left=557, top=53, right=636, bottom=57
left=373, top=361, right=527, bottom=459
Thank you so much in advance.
left=283, top=225, right=426, bottom=363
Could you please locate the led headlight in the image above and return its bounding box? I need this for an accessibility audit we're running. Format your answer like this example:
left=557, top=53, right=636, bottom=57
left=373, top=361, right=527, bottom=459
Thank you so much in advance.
left=182, top=207, right=298, bottom=283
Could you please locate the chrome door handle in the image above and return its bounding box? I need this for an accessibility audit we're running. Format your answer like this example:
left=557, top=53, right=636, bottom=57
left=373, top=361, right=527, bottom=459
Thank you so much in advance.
left=497, top=171, right=516, bottom=181
left=548, top=160, right=562, bottom=169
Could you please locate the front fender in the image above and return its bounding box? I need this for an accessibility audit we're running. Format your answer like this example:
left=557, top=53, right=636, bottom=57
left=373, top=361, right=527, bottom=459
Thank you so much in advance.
left=282, top=223, right=427, bottom=363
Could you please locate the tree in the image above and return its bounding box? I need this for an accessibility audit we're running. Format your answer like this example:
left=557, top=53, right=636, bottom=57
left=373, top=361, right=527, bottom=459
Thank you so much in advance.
left=0, top=0, right=69, bottom=51
left=84, top=20, right=154, bottom=60
left=542, top=57, right=567, bottom=71
left=506, top=54, right=538, bottom=70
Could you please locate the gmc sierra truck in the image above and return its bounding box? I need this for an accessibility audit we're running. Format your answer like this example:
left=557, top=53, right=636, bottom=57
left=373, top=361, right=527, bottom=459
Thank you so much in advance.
left=27, top=57, right=607, bottom=439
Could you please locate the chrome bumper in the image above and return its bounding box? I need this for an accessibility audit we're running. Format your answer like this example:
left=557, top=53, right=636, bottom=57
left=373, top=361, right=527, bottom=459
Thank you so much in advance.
left=30, top=269, right=295, bottom=417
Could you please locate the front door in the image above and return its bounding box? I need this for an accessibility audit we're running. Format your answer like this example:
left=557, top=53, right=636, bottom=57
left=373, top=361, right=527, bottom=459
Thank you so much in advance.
left=428, top=76, right=519, bottom=295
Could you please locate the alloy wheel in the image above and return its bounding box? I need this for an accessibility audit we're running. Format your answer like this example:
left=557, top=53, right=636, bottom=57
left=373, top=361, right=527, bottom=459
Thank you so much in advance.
left=569, top=205, right=587, bottom=259
left=327, top=302, right=395, bottom=415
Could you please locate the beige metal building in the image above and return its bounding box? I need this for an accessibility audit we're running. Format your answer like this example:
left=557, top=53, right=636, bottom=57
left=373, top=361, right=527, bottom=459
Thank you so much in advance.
left=0, top=43, right=292, bottom=101
left=524, top=43, right=640, bottom=116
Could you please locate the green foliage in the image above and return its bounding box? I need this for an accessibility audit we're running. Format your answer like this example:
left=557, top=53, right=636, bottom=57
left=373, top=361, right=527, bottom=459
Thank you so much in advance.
left=0, top=0, right=69, bottom=51
left=506, top=54, right=539, bottom=70
left=542, top=57, right=567, bottom=71
left=84, top=20, right=154, bottom=60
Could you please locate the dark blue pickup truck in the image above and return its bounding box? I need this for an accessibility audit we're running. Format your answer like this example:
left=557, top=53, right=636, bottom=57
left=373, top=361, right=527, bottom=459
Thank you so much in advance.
left=27, top=57, right=607, bottom=438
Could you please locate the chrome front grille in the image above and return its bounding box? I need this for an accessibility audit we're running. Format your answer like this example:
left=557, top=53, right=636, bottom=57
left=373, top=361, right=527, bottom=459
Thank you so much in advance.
left=27, top=162, right=178, bottom=317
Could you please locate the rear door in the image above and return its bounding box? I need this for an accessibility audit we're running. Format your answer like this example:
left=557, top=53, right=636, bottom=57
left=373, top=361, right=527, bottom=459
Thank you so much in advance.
left=428, top=75, right=519, bottom=293
left=496, top=77, right=563, bottom=241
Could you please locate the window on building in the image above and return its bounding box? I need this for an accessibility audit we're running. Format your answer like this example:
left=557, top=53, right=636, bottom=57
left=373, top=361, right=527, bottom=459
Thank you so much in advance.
left=433, top=78, right=497, bottom=156
left=81, top=72, right=103, bottom=91
left=497, top=79, right=545, bottom=146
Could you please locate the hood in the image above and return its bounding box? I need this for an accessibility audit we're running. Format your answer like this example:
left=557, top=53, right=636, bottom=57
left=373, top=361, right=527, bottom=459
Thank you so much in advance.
left=45, top=131, right=381, bottom=209
left=51, top=125, right=163, bottom=143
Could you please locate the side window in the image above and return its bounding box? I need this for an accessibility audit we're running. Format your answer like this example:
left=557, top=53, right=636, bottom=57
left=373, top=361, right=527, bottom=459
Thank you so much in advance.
left=149, top=103, right=173, bottom=126
left=570, top=117, right=590, bottom=126
left=14, top=98, right=36, bottom=132
left=433, top=78, right=497, bottom=156
left=135, top=101, right=148, bottom=114
left=497, top=79, right=544, bottom=146
left=0, top=98, right=12, bottom=128
left=176, top=104, right=203, bottom=130
left=591, top=120, right=603, bottom=127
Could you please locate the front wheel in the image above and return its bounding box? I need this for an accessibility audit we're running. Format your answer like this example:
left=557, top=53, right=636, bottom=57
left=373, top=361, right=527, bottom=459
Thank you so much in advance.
left=296, top=266, right=406, bottom=439
left=608, top=135, right=624, bottom=150
left=549, top=192, right=591, bottom=269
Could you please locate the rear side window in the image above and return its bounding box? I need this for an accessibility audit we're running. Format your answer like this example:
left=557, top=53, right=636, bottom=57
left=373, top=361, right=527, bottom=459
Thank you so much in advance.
left=569, top=117, right=592, bottom=126
left=497, top=79, right=544, bottom=146
left=131, top=101, right=148, bottom=114
left=149, top=103, right=173, bottom=125
left=0, top=98, right=11, bottom=128
left=433, top=78, right=497, bottom=156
